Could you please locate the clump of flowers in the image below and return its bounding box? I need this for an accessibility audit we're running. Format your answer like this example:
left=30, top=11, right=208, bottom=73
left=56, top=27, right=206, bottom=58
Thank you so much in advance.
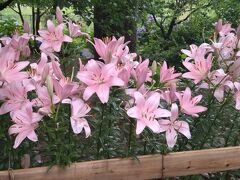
left=2, top=8, right=239, bottom=169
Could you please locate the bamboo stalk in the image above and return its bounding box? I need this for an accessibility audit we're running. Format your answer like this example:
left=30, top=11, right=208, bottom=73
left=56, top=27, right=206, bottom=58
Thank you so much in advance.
left=0, top=146, right=240, bottom=180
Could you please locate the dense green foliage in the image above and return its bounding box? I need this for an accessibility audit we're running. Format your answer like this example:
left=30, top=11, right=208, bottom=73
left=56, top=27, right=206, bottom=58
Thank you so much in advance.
left=0, top=17, right=22, bottom=36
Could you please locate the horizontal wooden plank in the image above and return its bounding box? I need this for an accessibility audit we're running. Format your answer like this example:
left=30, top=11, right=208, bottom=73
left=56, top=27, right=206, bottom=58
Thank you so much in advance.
left=0, top=146, right=240, bottom=180
left=0, top=155, right=162, bottom=180
left=163, top=146, right=240, bottom=177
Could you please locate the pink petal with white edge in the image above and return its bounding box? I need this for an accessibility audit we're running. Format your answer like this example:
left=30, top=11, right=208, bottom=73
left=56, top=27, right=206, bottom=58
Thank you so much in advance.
left=170, top=103, right=179, bottom=121
left=83, top=86, right=96, bottom=101
left=27, top=131, right=38, bottom=142
left=214, top=88, right=224, bottom=102
left=166, top=127, right=177, bottom=148
left=12, top=130, right=29, bottom=149
left=145, top=92, right=160, bottom=112
left=127, top=106, right=139, bottom=119
left=175, top=121, right=191, bottom=139
left=136, top=120, right=146, bottom=135
left=47, top=20, right=55, bottom=33
left=63, top=35, right=72, bottom=42
left=147, top=120, right=160, bottom=133
left=158, top=120, right=171, bottom=132
left=96, top=84, right=110, bottom=103
left=110, top=77, right=124, bottom=87
left=154, top=108, right=171, bottom=118
left=183, top=87, right=192, bottom=103
left=70, top=117, right=91, bottom=137
left=134, top=92, right=145, bottom=107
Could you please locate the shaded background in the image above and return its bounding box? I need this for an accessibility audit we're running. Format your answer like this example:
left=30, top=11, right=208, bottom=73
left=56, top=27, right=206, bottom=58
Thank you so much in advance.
left=1, top=0, right=240, bottom=66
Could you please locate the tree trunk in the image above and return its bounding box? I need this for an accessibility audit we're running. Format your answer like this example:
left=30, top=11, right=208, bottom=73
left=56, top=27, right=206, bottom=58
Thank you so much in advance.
left=36, top=7, right=41, bottom=35
left=93, top=2, right=107, bottom=39
left=0, top=0, right=14, bottom=11
left=32, top=6, right=35, bottom=35
left=53, top=0, right=62, bottom=10
left=17, top=3, right=24, bottom=25
left=93, top=0, right=137, bottom=52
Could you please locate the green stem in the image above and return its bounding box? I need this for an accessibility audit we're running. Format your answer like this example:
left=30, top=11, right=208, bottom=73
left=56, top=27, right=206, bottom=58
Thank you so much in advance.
left=224, top=121, right=235, bottom=147
left=193, top=87, right=216, bottom=127
left=61, top=43, right=69, bottom=75
left=179, top=89, right=216, bottom=151
left=127, top=119, right=133, bottom=155
left=232, top=113, right=240, bottom=146
left=54, top=104, right=61, bottom=123
left=199, top=94, right=230, bottom=149
left=107, top=105, right=112, bottom=159
left=143, top=140, right=147, bottom=155
left=97, top=104, right=104, bottom=159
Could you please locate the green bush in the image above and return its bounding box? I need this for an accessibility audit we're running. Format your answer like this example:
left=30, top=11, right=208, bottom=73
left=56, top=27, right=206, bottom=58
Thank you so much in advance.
left=0, top=17, right=22, bottom=37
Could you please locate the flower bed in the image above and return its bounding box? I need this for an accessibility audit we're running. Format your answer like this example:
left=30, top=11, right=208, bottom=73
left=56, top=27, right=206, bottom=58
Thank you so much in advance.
left=1, top=7, right=240, bottom=178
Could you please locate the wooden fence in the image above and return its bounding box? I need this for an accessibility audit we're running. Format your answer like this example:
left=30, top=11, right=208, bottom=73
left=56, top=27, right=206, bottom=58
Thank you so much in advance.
left=0, top=146, right=240, bottom=180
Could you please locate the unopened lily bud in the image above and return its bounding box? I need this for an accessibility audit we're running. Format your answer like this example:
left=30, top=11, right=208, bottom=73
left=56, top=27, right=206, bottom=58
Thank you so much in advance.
left=23, top=19, right=30, bottom=33
left=46, top=75, right=53, bottom=98
left=151, top=61, right=157, bottom=75
left=41, top=65, right=49, bottom=83
left=214, top=19, right=222, bottom=33
left=22, top=46, right=31, bottom=57
left=56, top=7, right=63, bottom=24
left=71, top=66, right=75, bottom=81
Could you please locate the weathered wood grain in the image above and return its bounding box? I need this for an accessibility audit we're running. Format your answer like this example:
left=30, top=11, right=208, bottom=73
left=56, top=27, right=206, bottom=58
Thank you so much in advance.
left=0, top=146, right=240, bottom=180
left=163, top=146, right=240, bottom=177
left=0, top=155, right=162, bottom=180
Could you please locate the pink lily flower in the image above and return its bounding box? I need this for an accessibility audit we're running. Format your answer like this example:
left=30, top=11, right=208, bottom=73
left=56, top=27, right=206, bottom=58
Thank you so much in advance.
left=131, top=59, right=152, bottom=88
left=181, top=43, right=212, bottom=62
left=160, top=84, right=178, bottom=104
left=77, top=60, right=124, bottom=103
left=52, top=79, right=74, bottom=102
left=117, top=65, right=132, bottom=86
left=215, top=20, right=233, bottom=36
left=8, top=105, right=43, bottom=149
left=11, top=35, right=31, bottom=59
left=37, top=20, right=72, bottom=52
left=56, top=7, right=63, bottom=24
left=51, top=60, right=79, bottom=98
left=182, top=54, right=213, bottom=84
left=70, top=98, right=91, bottom=137
left=30, top=53, right=50, bottom=84
left=175, top=87, right=207, bottom=117
left=158, top=103, right=191, bottom=148
left=206, top=69, right=233, bottom=102
left=127, top=92, right=171, bottom=134
left=219, top=33, right=237, bottom=49
left=160, top=61, right=182, bottom=84
left=1, top=35, right=30, bottom=61
left=114, top=52, right=137, bottom=86
left=92, top=37, right=129, bottom=64
left=32, top=85, right=60, bottom=115
left=0, top=60, right=29, bottom=84
left=68, top=20, right=90, bottom=38
left=0, top=81, right=34, bottom=115
left=23, top=19, right=30, bottom=33
left=125, top=85, right=148, bottom=110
